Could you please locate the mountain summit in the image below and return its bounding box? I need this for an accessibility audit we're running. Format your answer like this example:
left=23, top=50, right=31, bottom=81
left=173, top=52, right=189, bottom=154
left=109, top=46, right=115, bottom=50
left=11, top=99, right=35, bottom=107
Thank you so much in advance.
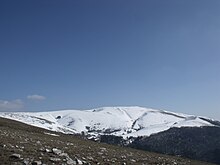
left=0, top=106, right=217, bottom=138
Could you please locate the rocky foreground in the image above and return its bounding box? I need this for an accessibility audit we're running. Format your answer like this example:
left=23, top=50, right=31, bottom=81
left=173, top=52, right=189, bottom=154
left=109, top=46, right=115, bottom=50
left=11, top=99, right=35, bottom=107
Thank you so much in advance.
left=0, top=117, right=215, bottom=165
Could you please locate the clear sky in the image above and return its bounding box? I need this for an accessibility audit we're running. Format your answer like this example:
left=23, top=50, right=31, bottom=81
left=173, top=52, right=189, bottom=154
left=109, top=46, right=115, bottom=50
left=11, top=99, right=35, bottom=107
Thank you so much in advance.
left=0, top=0, right=220, bottom=120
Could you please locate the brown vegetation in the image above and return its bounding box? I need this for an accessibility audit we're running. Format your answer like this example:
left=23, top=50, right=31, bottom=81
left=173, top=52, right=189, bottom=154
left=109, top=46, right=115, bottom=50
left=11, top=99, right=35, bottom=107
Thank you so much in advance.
left=0, top=117, right=215, bottom=165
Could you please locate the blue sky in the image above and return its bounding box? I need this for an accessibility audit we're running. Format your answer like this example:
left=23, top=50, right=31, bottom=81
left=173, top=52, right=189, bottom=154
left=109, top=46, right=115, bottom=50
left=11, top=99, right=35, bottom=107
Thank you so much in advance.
left=0, top=0, right=220, bottom=120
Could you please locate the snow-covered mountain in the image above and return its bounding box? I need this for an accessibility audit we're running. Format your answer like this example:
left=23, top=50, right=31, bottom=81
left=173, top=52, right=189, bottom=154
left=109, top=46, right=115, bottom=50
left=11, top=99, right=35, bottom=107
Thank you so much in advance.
left=0, top=106, right=217, bottom=138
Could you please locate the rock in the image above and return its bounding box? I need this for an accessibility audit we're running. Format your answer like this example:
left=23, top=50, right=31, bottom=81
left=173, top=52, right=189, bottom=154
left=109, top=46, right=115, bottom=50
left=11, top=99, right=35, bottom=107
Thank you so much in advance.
left=49, top=157, right=61, bottom=162
left=97, top=152, right=103, bottom=155
left=23, top=161, right=29, bottom=165
left=100, top=147, right=107, bottom=152
left=82, top=160, right=88, bottom=164
left=67, top=142, right=74, bottom=146
left=76, top=158, right=83, bottom=165
left=121, top=155, right=126, bottom=159
left=52, top=148, right=62, bottom=155
left=1, top=144, right=6, bottom=148
left=130, top=159, right=136, bottom=163
left=45, top=148, right=51, bottom=152
left=66, top=158, right=77, bottom=165
left=23, top=158, right=30, bottom=165
left=59, top=152, right=69, bottom=157
left=87, top=156, right=94, bottom=160
left=10, top=153, right=21, bottom=159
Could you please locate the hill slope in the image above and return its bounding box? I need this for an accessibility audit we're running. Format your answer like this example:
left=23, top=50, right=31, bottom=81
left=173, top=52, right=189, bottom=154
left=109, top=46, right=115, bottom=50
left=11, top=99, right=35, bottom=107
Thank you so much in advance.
left=0, top=117, right=215, bottom=165
left=129, top=127, right=220, bottom=164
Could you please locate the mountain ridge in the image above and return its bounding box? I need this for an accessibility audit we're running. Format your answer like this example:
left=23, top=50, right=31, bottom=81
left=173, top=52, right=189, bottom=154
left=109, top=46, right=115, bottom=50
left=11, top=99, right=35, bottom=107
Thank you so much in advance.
left=0, top=106, right=218, bottom=138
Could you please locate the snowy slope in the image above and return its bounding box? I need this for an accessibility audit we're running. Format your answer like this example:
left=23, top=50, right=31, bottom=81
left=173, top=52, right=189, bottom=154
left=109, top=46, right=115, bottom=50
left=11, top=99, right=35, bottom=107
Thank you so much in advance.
left=0, top=106, right=216, bottom=138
